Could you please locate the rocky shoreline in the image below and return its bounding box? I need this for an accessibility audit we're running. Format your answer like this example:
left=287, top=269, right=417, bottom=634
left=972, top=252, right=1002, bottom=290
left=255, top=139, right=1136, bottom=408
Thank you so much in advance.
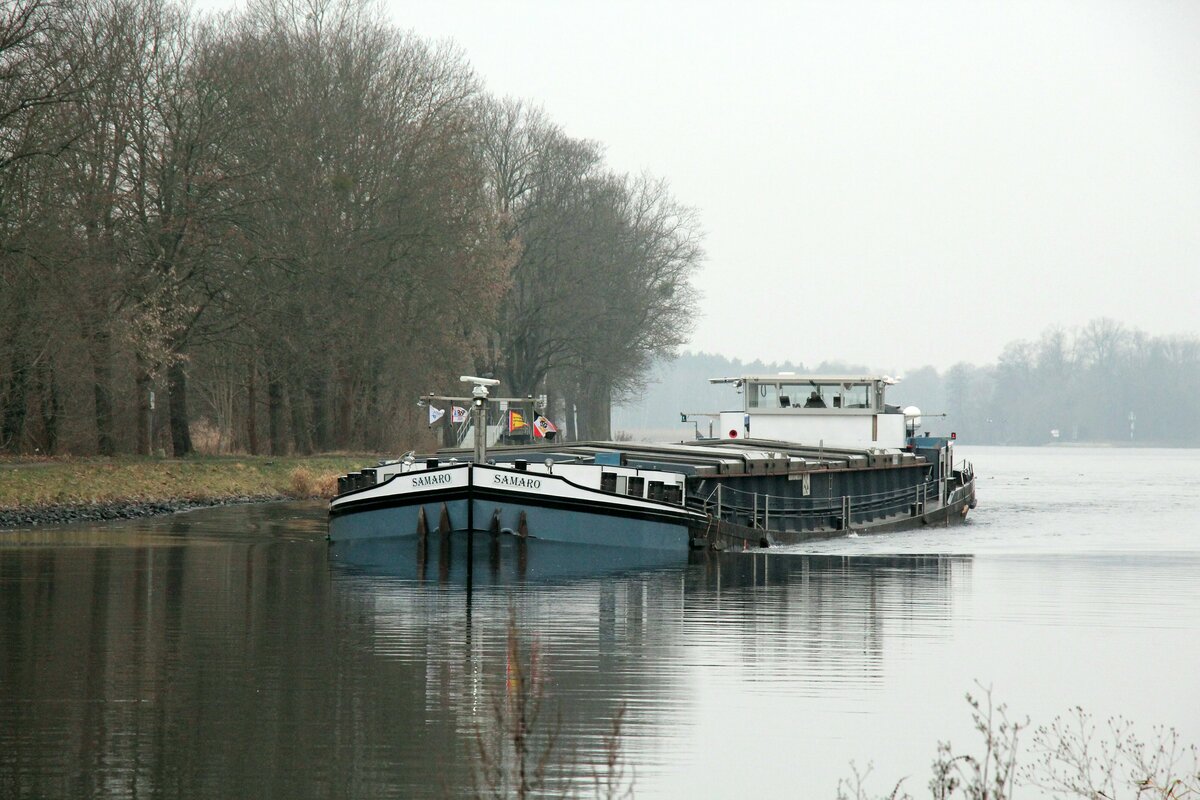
left=0, top=495, right=288, bottom=531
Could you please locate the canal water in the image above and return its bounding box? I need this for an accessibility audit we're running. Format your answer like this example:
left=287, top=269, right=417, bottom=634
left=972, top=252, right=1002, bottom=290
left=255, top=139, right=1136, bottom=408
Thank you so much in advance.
left=1, top=446, right=1199, bottom=798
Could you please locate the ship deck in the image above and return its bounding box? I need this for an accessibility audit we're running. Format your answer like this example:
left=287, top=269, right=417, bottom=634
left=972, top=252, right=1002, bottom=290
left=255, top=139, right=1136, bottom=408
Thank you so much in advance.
left=431, top=437, right=927, bottom=478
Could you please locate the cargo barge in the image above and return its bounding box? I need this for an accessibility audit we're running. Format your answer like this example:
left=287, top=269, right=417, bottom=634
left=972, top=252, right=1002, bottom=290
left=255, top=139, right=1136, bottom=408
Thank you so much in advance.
left=329, top=374, right=976, bottom=551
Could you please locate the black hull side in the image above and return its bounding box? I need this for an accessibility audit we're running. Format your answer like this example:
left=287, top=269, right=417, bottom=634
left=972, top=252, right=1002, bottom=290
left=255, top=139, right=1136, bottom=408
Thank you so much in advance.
left=696, top=476, right=976, bottom=549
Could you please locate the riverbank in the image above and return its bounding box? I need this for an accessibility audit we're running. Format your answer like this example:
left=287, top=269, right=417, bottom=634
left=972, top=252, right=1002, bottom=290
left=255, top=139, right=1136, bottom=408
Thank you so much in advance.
left=0, top=454, right=378, bottom=530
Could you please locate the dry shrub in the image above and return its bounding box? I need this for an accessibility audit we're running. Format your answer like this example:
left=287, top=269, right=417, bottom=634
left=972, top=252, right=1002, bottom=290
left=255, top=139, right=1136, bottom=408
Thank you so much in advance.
left=838, top=688, right=1199, bottom=800
left=287, top=466, right=339, bottom=499
left=313, top=472, right=338, bottom=497
left=190, top=419, right=226, bottom=455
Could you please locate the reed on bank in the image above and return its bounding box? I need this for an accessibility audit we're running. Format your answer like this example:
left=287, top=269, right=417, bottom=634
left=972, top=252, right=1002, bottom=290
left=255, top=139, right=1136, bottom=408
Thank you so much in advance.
left=838, top=687, right=1199, bottom=800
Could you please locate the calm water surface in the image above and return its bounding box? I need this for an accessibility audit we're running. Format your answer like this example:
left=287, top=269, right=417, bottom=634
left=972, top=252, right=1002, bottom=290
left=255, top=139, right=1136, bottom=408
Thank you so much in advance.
left=2, top=446, right=1199, bottom=798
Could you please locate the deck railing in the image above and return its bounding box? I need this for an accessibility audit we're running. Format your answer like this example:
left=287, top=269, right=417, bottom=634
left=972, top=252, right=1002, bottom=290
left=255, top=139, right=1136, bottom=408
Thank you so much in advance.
left=689, top=478, right=947, bottom=532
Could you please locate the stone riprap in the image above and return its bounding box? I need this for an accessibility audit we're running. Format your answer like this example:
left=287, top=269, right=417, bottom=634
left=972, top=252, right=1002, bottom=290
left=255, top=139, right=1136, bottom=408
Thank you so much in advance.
left=0, top=495, right=284, bottom=531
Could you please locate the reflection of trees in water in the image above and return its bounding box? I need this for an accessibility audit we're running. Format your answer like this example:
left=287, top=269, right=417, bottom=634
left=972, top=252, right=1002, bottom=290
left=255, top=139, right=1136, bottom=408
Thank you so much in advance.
left=336, top=544, right=968, bottom=793
left=340, top=554, right=688, bottom=788
left=683, top=552, right=968, bottom=691
left=0, top=529, right=454, bottom=798
left=0, top=518, right=968, bottom=799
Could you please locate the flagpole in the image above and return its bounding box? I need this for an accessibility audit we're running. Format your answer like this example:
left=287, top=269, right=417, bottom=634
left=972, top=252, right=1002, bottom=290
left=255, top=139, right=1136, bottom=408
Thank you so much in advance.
left=441, top=403, right=453, bottom=448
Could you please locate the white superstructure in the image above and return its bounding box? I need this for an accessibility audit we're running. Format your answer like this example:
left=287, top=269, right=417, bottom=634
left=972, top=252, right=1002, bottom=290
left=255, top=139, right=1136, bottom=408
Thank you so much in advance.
left=710, top=374, right=908, bottom=450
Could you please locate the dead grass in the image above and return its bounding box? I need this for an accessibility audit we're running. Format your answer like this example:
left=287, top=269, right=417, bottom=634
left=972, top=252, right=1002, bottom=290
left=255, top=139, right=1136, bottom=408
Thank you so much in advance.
left=0, top=454, right=379, bottom=509
left=286, top=466, right=341, bottom=499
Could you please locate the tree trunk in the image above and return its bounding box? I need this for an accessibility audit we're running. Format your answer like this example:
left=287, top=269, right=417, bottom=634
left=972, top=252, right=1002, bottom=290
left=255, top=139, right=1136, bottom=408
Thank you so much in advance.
left=308, top=372, right=330, bottom=452
left=246, top=361, right=259, bottom=455
left=334, top=367, right=353, bottom=449
left=37, top=362, right=61, bottom=454
left=134, top=362, right=152, bottom=456
left=289, top=380, right=312, bottom=454
left=1, top=343, right=31, bottom=452
left=593, top=384, right=612, bottom=440
left=267, top=376, right=286, bottom=455
left=364, top=378, right=383, bottom=450
left=167, top=360, right=193, bottom=456
left=571, top=382, right=611, bottom=441
left=90, top=328, right=116, bottom=456
left=562, top=394, right=580, bottom=441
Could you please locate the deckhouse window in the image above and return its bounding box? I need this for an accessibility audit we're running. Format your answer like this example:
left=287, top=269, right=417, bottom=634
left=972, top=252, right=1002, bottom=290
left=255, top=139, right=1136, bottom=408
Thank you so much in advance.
left=777, top=384, right=812, bottom=408
left=748, top=382, right=778, bottom=409
left=842, top=383, right=871, bottom=409
left=741, top=378, right=879, bottom=411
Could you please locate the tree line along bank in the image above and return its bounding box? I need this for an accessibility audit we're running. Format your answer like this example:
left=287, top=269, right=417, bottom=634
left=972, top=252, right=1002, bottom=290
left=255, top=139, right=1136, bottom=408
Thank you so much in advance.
left=0, top=0, right=701, bottom=457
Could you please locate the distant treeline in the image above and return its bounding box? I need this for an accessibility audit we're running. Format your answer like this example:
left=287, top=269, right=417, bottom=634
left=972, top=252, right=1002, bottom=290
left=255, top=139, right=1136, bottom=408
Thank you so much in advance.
left=903, top=320, right=1200, bottom=445
left=614, top=320, right=1200, bottom=446
left=0, top=0, right=700, bottom=456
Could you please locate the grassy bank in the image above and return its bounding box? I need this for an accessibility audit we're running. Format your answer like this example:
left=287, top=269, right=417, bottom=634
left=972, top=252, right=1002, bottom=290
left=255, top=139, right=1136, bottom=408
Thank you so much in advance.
left=0, top=454, right=379, bottom=510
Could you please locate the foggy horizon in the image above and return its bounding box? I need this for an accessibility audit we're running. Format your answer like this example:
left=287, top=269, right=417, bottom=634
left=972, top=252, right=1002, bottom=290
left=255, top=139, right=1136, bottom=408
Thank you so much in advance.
left=663, top=312, right=1180, bottom=375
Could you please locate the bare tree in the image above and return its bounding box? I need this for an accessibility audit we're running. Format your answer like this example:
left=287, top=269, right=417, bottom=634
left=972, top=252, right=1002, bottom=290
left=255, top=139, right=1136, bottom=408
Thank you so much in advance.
left=0, top=0, right=81, bottom=174
left=474, top=97, right=701, bottom=436
left=0, top=0, right=697, bottom=455
left=0, top=0, right=82, bottom=451
left=210, top=0, right=510, bottom=453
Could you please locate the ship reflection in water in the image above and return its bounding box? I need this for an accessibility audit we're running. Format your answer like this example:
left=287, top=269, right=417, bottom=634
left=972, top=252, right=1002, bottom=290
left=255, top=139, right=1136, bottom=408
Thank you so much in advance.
left=6, top=448, right=1200, bottom=797
left=0, top=505, right=966, bottom=799
left=328, top=532, right=698, bottom=584
left=326, top=531, right=967, bottom=796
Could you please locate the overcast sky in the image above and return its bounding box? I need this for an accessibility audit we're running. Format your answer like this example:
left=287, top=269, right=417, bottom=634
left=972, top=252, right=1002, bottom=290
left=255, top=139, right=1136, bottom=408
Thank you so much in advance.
left=211, top=0, right=1200, bottom=371
left=385, top=0, right=1200, bottom=372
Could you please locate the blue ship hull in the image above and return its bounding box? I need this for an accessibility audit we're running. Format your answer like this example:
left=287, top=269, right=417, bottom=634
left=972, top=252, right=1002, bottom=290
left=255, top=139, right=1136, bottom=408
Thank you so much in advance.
left=327, top=497, right=692, bottom=551
left=328, top=464, right=703, bottom=552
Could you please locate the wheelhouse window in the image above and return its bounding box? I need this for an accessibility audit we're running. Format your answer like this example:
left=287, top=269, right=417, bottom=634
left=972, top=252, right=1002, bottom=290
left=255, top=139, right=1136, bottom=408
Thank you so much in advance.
left=742, top=378, right=881, bottom=411
left=841, top=383, right=871, bottom=409
left=784, top=382, right=875, bottom=410
left=778, top=384, right=812, bottom=408
left=800, top=385, right=832, bottom=408
left=748, top=382, right=778, bottom=409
